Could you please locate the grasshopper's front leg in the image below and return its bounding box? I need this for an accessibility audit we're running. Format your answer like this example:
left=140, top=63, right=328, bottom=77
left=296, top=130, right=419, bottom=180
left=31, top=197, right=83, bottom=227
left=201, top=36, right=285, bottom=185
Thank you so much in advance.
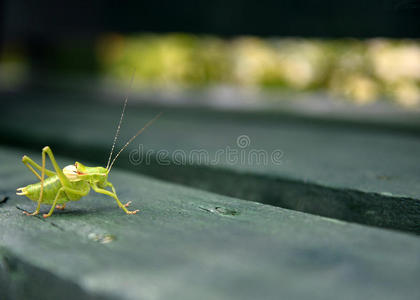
left=91, top=183, right=139, bottom=214
left=106, top=182, right=132, bottom=207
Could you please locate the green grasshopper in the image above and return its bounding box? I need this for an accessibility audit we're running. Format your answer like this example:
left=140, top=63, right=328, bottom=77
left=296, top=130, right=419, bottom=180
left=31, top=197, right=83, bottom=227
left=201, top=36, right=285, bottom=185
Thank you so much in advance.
left=16, top=95, right=162, bottom=218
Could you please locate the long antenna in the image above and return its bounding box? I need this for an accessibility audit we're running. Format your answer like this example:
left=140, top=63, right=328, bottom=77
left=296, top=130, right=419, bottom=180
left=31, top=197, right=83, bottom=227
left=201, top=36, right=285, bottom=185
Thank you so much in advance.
left=106, top=70, right=136, bottom=169
left=108, top=112, right=163, bottom=172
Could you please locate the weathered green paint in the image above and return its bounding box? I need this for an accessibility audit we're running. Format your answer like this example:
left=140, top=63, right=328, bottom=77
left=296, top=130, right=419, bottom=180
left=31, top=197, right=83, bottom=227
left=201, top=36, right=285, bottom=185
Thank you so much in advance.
left=1, top=147, right=420, bottom=300
left=1, top=91, right=420, bottom=233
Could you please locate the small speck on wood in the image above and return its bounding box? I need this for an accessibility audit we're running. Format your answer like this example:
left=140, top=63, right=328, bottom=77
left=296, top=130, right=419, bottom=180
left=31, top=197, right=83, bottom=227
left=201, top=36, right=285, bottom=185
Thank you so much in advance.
left=199, top=206, right=239, bottom=216
left=0, top=196, right=9, bottom=205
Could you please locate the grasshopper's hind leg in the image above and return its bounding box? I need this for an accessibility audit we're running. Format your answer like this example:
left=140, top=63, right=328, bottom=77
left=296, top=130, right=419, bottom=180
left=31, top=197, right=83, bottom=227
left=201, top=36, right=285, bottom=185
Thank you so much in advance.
left=23, top=146, right=71, bottom=216
left=43, top=187, right=66, bottom=218
left=22, top=150, right=49, bottom=216
left=21, top=155, right=56, bottom=180
left=43, top=185, right=89, bottom=218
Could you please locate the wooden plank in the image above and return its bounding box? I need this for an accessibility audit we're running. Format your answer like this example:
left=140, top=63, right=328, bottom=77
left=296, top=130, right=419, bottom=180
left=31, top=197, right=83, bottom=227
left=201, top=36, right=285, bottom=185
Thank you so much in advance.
left=1, top=146, right=420, bottom=300
left=0, top=90, right=419, bottom=233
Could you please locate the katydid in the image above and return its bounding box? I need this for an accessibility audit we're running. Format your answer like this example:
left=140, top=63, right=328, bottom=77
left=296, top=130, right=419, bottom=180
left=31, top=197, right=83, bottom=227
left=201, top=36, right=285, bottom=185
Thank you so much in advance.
left=16, top=96, right=162, bottom=218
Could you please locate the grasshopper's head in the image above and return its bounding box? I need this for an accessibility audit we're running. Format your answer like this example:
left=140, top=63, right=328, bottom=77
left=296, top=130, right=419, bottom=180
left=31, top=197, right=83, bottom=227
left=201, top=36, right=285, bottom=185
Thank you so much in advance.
left=64, top=162, right=108, bottom=184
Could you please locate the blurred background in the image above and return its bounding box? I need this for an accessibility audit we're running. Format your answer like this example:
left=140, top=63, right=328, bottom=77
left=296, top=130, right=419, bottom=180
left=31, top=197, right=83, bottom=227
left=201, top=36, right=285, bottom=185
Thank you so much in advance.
left=1, top=0, right=420, bottom=108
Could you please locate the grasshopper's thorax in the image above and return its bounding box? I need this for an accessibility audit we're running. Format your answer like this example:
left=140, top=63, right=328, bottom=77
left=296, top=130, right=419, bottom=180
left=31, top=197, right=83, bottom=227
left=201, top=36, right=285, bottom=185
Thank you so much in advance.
left=64, top=162, right=108, bottom=185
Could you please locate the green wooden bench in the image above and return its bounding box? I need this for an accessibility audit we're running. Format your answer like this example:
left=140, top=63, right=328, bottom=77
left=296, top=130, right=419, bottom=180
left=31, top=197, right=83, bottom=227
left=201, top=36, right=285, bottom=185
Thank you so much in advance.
left=1, top=90, right=419, bottom=233
left=1, top=88, right=420, bottom=299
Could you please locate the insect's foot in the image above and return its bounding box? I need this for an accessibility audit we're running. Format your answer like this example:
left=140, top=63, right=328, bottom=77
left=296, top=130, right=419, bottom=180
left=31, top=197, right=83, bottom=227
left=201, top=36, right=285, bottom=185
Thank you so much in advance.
left=42, top=213, right=51, bottom=218
left=55, top=204, right=66, bottom=210
left=127, top=209, right=139, bottom=215
left=23, top=211, right=39, bottom=216
left=123, top=201, right=132, bottom=207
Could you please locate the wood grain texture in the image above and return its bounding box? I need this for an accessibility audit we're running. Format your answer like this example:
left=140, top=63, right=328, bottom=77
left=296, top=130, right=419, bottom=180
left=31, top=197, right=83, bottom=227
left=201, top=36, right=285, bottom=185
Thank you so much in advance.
left=1, top=147, right=420, bottom=300
left=0, top=90, right=419, bottom=233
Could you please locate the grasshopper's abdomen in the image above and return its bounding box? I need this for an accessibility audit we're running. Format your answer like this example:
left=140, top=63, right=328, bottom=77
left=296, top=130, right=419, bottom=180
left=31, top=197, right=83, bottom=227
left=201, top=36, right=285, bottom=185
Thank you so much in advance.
left=18, top=176, right=69, bottom=205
